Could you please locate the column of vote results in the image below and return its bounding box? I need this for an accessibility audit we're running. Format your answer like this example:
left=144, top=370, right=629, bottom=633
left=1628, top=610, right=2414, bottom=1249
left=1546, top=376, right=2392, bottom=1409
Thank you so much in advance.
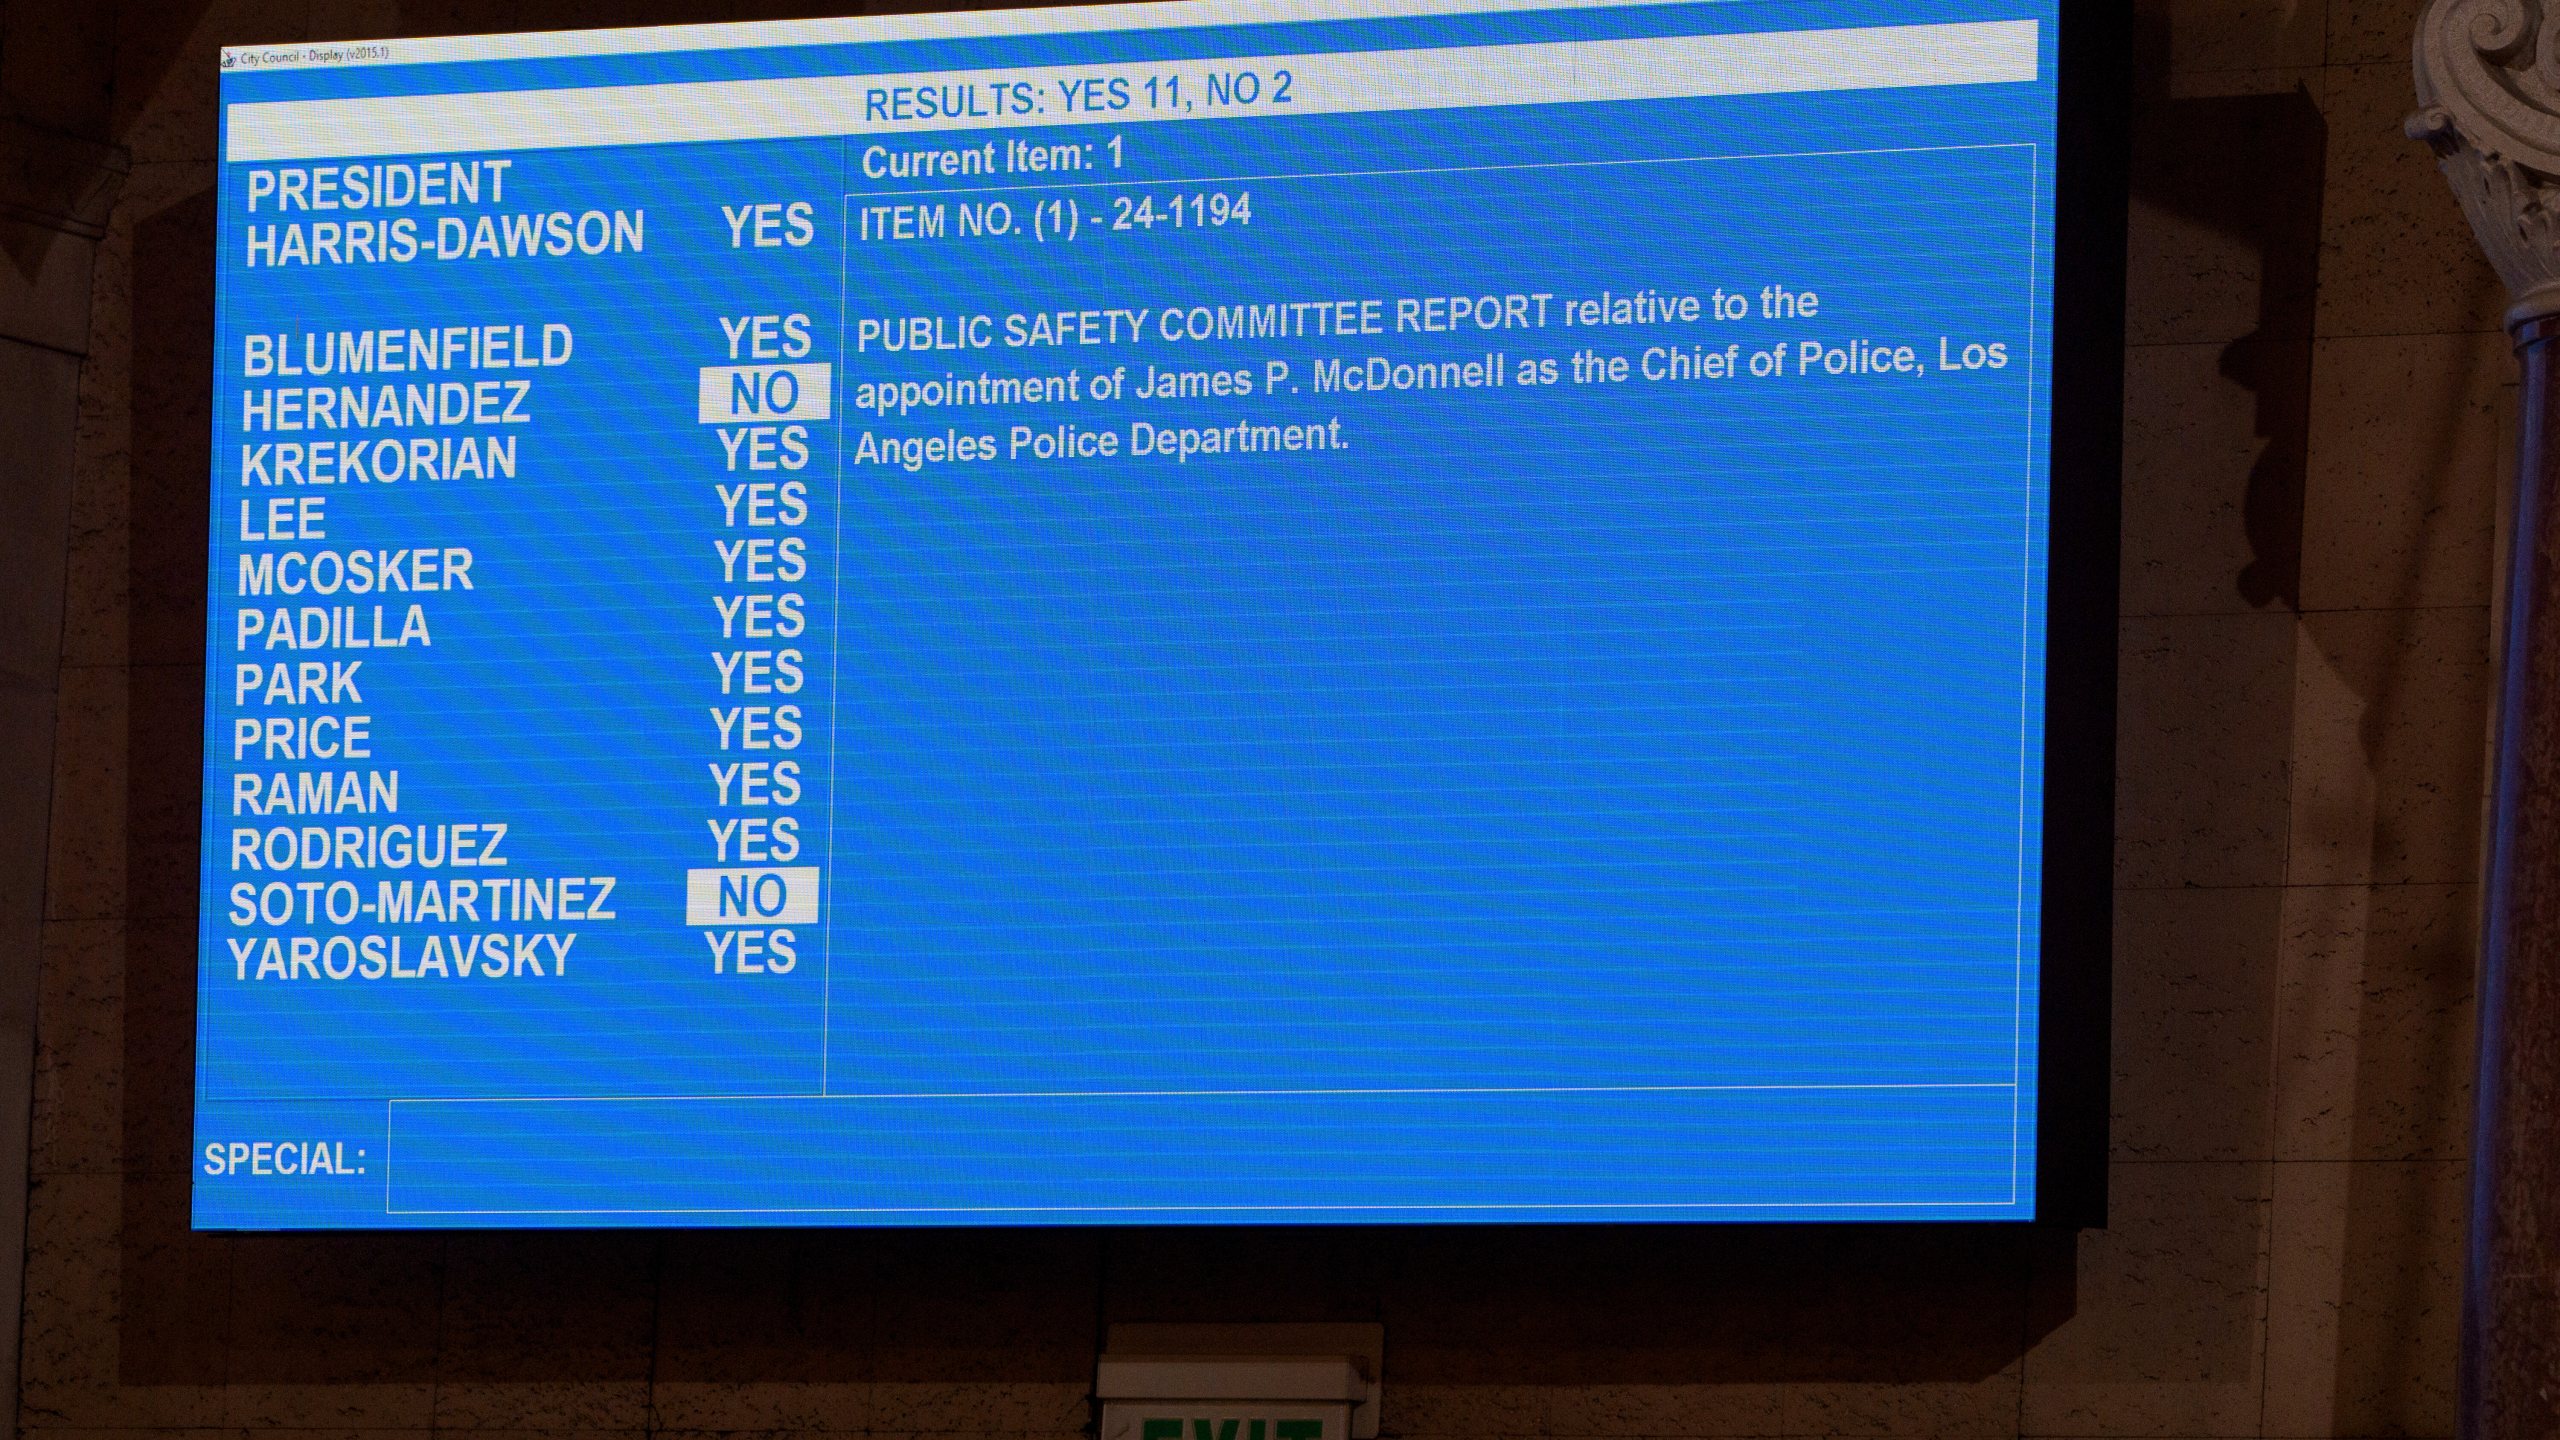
left=197, top=9, right=2057, bottom=1225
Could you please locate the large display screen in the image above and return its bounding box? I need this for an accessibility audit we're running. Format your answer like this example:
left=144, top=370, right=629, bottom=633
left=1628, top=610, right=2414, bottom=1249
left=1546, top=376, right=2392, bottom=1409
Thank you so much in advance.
left=198, top=0, right=2073, bottom=1227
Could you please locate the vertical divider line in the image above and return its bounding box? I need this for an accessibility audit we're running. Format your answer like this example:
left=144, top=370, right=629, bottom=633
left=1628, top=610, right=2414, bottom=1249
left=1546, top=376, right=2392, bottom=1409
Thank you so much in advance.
left=2008, top=141, right=2045, bottom=1207
left=823, top=158, right=853, bottom=1097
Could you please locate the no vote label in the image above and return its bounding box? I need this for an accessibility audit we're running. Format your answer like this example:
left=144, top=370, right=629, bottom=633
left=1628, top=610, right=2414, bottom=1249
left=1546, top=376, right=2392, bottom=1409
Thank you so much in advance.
left=698, top=363, right=832, bottom=423
left=685, top=866, right=821, bottom=925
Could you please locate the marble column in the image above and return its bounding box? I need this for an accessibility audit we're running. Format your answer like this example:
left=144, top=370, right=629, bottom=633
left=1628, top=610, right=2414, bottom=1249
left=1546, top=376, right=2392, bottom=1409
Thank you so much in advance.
left=2411, top=3, right=2560, bottom=1433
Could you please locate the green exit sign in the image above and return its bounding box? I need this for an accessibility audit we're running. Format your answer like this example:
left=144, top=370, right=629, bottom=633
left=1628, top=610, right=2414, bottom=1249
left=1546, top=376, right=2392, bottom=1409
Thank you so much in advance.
left=1145, top=1421, right=1327, bottom=1440
left=1101, top=1403, right=1351, bottom=1440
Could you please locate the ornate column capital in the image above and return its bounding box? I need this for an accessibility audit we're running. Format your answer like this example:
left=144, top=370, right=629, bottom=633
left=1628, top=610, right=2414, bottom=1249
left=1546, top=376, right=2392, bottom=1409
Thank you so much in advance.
left=2409, top=0, right=2560, bottom=328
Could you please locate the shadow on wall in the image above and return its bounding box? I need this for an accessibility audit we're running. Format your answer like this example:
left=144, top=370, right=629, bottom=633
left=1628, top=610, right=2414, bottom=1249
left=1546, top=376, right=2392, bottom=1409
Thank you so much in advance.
left=2124, top=10, right=2326, bottom=611
left=86, top=0, right=2336, bottom=1404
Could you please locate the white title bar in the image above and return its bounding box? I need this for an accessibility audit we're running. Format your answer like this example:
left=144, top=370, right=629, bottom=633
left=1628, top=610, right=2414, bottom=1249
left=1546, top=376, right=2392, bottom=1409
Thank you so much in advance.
left=225, top=21, right=2038, bottom=164
left=222, top=0, right=1775, bottom=71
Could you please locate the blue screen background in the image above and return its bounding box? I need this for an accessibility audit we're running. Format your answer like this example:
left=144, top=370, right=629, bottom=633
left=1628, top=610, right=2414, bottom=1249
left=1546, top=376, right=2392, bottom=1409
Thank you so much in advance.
left=197, top=0, right=2059, bottom=1227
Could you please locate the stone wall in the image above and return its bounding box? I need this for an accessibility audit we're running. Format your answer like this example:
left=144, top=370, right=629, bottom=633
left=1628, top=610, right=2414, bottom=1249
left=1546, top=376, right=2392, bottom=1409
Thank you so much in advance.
left=19, top=0, right=2498, bottom=1434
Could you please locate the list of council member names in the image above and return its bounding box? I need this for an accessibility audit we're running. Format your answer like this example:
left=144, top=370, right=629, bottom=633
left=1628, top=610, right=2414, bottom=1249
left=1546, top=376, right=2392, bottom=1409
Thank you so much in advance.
left=217, top=159, right=849, bottom=1008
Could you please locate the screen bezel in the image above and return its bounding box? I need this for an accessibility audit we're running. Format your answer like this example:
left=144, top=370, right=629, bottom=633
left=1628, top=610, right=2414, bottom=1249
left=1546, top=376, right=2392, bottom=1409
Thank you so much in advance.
left=2030, top=0, right=2127, bottom=1230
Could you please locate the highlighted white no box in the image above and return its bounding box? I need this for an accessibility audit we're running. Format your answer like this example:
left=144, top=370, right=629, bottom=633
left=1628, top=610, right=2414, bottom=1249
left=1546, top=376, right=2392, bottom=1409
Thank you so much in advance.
left=699, top=363, right=832, bottom=424
left=686, top=867, right=821, bottom=926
